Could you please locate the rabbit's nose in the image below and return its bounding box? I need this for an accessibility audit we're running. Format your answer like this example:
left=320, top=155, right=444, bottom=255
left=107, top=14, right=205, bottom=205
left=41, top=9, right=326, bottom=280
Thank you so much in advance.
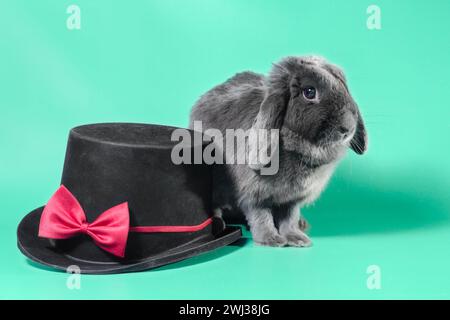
left=338, top=125, right=354, bottom=139
left=338, top=126, right=350, bottom=134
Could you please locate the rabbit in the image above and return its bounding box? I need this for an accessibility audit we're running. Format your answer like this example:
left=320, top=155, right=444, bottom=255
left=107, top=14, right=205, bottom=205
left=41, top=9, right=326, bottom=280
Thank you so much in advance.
left=189, top=56, right=367, bottom=247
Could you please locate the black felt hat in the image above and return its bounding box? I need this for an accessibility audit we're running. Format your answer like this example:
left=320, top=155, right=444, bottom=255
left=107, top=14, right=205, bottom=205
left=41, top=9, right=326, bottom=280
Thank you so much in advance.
left=17, top=123, right=241, bottom=274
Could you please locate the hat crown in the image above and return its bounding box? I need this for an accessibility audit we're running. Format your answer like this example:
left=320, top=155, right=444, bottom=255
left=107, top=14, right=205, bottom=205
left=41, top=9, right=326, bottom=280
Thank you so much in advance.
left=61, top=123, right=210, bottom=225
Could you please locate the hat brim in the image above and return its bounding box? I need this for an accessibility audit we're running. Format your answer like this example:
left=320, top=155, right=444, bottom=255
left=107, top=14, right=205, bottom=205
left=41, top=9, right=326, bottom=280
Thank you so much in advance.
left=17, top=207, right=242, bottom=274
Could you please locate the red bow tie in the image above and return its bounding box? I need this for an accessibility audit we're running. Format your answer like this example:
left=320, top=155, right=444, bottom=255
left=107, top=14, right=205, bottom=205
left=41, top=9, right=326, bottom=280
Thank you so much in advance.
left=38, top=185, right=129, bottom=258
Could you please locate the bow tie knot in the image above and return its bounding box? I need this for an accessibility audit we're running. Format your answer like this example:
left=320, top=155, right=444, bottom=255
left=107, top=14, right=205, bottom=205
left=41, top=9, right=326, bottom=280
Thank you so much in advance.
left=80, top=221, right=89, bottom=233
left=38, top=185, right=130, bottom=258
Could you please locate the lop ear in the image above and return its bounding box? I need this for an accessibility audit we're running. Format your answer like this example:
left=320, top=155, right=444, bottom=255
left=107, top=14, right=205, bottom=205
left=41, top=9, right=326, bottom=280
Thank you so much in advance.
left=350, top=109, right=368, bottom=154
left=248, top=89, right=288, bottom=170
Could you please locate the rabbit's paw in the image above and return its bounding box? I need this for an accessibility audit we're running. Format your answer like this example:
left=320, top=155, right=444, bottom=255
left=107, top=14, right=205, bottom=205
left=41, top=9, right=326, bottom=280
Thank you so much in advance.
left=285, top=230, right=312, bottom=247
left=253, top=233, right=287, bottom=247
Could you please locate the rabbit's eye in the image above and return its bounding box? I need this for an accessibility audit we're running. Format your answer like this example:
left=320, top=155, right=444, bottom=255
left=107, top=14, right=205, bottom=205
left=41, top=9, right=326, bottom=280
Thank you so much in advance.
left=302, top=86, right=317, bottom=100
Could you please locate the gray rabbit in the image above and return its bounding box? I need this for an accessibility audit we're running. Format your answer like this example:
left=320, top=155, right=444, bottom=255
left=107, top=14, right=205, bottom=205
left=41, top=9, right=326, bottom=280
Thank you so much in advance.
left=189, top=56, right=367, bottom=247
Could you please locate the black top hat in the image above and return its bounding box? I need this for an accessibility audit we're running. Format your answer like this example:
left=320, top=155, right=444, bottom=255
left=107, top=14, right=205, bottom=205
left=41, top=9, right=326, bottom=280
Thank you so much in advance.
left=17, top=123, right=241, bottom=274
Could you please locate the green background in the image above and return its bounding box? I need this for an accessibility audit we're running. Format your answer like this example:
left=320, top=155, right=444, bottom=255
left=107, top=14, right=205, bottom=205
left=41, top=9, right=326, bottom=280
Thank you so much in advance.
left=1, top=0, right=449, bottom=299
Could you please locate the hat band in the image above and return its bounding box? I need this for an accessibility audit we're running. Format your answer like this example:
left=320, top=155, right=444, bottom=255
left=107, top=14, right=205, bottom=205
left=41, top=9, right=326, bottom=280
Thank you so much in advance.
left=129, top=217, right=212, bottom=233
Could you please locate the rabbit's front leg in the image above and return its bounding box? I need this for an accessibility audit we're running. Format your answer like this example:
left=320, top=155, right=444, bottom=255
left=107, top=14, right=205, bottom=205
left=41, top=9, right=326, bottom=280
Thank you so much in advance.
left=278, top=204, right=312, bottom=247
left=245, top=207, right=287, bottom=247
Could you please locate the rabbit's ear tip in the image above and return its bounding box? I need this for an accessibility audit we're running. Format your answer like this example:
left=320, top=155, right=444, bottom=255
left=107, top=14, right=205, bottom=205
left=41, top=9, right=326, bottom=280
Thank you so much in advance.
left=350, top=133, right=368, bottom=155
left=350, top=144, right=365, bottom=154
